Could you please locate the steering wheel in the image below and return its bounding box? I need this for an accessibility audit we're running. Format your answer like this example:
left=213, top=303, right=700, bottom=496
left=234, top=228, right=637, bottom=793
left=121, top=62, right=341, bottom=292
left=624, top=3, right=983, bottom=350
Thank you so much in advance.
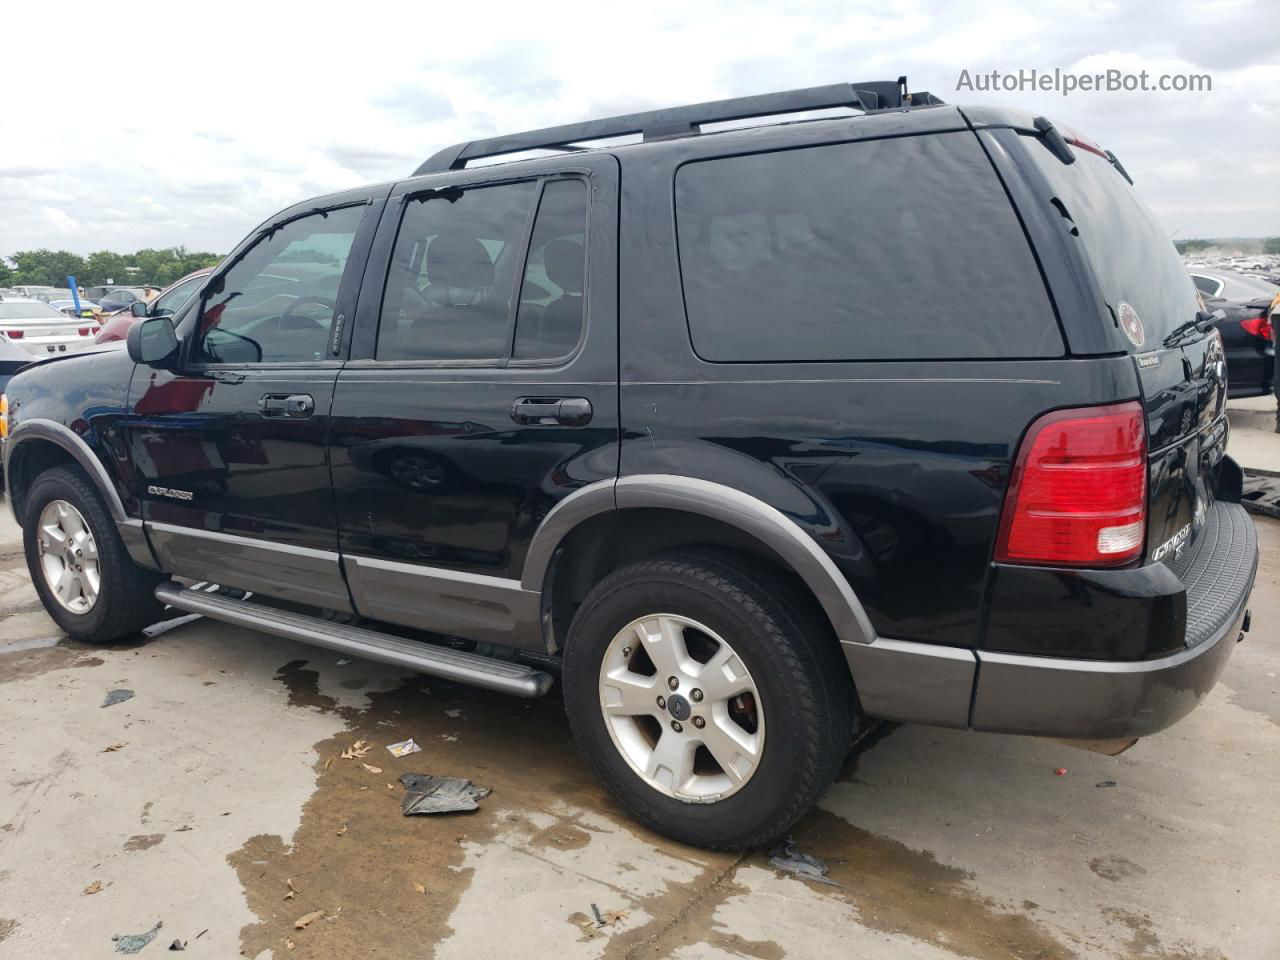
left=278, top=296, right=337, bottom=331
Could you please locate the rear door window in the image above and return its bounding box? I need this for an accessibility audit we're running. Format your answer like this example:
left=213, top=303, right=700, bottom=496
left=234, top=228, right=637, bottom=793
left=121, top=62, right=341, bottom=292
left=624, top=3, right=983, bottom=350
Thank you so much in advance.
left=674, top=132, right=1063, bottom=362
left=1022, top=142, right=1200, bottom=349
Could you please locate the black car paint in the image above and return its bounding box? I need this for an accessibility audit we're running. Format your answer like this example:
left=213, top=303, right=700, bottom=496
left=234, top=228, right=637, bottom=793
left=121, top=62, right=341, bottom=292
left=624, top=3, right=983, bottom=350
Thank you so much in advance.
left=1, top=101, right=1246, bottom=677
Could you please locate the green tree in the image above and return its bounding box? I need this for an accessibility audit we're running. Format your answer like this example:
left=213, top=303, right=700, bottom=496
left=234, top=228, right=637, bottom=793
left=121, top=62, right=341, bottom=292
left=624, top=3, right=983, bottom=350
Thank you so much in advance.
left=84, top=250, right=130, bottom=286
left=0, top=257, right=13, bottom=287
left=1264, top=237, right=1280, bottom=256
left=9, top=249, right=88, bottom=287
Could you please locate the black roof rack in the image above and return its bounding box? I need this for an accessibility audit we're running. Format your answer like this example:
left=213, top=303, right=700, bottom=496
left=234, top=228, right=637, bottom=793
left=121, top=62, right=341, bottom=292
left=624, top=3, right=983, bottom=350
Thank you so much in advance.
left=414, top=77, right=942, bottom=175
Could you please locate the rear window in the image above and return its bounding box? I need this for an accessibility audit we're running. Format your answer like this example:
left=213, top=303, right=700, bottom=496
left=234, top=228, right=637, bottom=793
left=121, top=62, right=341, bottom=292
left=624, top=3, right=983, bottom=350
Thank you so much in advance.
left=674, top=132, right=1063, bottom=362
left=1022, top=140, right=1199, bottom=349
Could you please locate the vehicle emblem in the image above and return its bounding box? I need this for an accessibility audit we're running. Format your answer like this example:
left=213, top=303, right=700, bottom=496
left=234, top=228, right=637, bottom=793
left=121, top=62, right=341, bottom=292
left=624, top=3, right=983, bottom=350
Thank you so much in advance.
left=1118, top=302, right=1145, bottom=348
left=147, top=485, right=194, bottom=502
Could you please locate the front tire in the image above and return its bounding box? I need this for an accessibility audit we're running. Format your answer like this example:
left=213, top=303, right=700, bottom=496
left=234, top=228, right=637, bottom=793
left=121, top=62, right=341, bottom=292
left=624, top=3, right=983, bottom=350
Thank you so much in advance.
left=23, top=466, right=164, bottom=643
left=562, top=549, right=853, bottom=850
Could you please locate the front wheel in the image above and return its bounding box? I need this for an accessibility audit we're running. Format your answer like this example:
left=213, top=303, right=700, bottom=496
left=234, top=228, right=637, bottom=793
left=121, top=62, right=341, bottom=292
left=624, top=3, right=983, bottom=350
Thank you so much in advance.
left=23, top=466, right=165, bottom=643
left=562, top=549, right=853, bottom=850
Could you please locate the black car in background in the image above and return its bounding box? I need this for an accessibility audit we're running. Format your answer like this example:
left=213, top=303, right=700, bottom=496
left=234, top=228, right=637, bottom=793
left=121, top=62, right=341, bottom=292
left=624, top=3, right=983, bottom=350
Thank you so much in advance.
left=1191, top=270, right=1277, bottom=397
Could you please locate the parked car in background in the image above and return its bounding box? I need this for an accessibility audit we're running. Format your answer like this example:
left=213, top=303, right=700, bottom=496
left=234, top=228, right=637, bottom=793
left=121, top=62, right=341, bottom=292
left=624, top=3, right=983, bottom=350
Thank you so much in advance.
left=0, top=333, right=32, bottom=396
left=95, top=288, right=148, bottom=314
left=0, top=299, right=102, bottom=357
left=49, top=299, right=104, bottom=322
left=95, top=268, right=212, bottom=343
left=1191, top=269, right=1277, bottom=397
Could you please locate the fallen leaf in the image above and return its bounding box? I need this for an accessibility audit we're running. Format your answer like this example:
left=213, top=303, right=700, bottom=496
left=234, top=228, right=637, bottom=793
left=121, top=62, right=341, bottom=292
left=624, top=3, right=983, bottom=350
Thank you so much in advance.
left=283, top=878, right=298, bottom=900
left=340, top=739, right=370, bottom=760
left=361, top=763, right=382, bottom=774
left=336, top=823, right=348, bottom=837
left=84, top=880, right=102, bottom=895
left=294, top=910, right=324, bottom=930
left=603, top=910, right=630, bottom=927
left=413, top=882, right=426, bottom=894
left=102, top=743, right=127, bottom=753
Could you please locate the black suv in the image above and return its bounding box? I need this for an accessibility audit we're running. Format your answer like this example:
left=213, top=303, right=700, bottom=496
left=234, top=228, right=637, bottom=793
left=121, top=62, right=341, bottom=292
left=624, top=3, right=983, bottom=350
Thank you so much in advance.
left=1, top=79, right=1258, bottom=850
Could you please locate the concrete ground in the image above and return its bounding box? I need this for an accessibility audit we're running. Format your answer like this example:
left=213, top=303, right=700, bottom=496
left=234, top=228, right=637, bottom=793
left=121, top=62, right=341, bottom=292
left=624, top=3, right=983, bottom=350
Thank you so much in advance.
left=1, top=507, right=1277, bottom=960
left=1228, top=395, right=1280, bottom=474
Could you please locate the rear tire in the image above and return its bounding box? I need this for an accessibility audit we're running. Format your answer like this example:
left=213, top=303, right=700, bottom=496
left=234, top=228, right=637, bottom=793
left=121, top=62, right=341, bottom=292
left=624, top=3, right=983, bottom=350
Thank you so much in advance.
left=22, top=466, right=165, bottom=643
left=562, top=548, right=853, bottom=850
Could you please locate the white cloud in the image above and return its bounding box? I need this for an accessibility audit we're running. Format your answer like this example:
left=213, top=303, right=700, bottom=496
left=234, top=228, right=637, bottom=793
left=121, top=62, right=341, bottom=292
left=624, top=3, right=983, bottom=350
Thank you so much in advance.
left=1, top=0, right=1277, bottom=254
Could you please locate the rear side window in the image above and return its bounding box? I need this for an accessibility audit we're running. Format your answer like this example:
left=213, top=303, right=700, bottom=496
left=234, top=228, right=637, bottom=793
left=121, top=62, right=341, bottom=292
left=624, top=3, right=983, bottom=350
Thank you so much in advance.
left=1022, top=142, right=1199, bottom=349
left=675, top=132, right=1062, bottom=362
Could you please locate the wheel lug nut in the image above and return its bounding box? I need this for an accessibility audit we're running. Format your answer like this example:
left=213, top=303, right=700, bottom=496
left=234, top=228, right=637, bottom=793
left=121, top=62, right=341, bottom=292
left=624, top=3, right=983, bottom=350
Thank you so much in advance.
left=656, top=696, right=666, bottom=709
left=671, top=721, right=683, bottom=733
left=622, top=646, right=632, bottom=657
left=693, top=716, right=705, bottom=729
left=667, top=676, right=679, bottom=691
left=690, top=689, right=703, bottom=702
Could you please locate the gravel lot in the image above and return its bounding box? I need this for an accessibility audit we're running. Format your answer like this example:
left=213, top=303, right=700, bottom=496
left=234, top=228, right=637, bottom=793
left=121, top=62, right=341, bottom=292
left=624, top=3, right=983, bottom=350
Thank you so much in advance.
left=0, top=505, right=1277, bottom=960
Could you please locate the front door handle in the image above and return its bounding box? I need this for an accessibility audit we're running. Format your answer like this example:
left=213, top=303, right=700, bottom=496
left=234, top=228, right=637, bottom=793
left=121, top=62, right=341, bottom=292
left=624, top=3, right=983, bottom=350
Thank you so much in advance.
left=259, top=393, right=314, bottom=419
left=511, top=396, right=593, bottom=427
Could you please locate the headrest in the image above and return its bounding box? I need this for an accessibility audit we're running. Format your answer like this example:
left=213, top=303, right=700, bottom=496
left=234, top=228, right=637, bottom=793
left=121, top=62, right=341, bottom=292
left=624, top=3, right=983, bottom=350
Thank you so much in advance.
left=426, top=232, right=495, bottom=289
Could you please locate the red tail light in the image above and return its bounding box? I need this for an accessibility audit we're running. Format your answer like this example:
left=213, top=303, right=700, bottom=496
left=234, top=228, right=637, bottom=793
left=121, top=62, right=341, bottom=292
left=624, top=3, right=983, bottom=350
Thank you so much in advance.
left=78, top=327, right=91, bottom=336
left=1241, top=314, right=1273, bottom=340
left=996, top=402, right=1147, bottom=567
left=5, top=330, right=23, bottom=339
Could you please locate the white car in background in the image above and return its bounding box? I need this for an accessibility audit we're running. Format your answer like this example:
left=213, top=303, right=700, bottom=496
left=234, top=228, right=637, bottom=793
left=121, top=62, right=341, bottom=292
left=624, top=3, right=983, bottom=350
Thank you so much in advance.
left=0, top=298, right=103, bottom=357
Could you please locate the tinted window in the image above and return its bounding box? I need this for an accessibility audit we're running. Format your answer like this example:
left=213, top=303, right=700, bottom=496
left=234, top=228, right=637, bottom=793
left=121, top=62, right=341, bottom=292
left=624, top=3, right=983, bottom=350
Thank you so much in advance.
left=513, top=180, right=589, bottom=360
left=152, top=275, right=204, bottom=316
left=377, top=182, right=536, bottom=361
left=1191, top=274, right=1221, bottom=297
left=675, top=133, right=1062, bottom=362
left=193, top=204, right=364, bottom=364
left=1023, top=142, right=1198, bottom=349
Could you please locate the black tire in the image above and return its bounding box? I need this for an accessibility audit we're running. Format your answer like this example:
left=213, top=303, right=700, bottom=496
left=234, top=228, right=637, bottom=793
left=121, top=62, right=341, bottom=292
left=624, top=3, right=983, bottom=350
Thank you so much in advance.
left=22, top=465, right=165, bottom=643
left=562, top=548, right=854, bottom=850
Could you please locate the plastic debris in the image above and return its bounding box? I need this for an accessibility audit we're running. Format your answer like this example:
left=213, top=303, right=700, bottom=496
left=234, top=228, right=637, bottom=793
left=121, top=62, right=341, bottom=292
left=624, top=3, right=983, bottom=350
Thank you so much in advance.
left=386, top=738, right=421, bottom=758
left=399, top=773, right=490, bottom=815
left=112, top=921, right=162, bottom=954
left=294, top=910, right=324, bottom=930
left=1096, top=780, right=1117, bottom=788
left=102, top=689, right=135, bottom=708
left=167, top=939, right=185, bottom=951
left=1054, top=767, right=1068, bottom=776
left=768, top=838, right=837, bottom=886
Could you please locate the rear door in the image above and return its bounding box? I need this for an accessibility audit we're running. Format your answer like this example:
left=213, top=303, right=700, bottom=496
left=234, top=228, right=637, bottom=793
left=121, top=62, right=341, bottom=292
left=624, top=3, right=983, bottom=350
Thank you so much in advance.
left=328, top=155, right=619, bottom=651
left=128, top=190, right=385, bottom=609
left=1007, top=131, right=1226, bottom=568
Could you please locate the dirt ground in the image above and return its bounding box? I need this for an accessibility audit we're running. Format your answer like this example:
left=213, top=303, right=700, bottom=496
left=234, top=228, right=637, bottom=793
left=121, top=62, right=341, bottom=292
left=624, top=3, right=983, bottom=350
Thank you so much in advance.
left=0, top=506, right=1277, bottom=960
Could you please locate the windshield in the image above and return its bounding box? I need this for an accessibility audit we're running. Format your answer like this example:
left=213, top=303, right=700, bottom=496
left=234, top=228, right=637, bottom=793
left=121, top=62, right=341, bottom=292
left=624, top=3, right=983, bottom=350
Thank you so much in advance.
left=31, top=289, right=74, bottom=302
left=1023, top=138, right=1200, bottom=350
left=0, top=301, right=67, bottom=319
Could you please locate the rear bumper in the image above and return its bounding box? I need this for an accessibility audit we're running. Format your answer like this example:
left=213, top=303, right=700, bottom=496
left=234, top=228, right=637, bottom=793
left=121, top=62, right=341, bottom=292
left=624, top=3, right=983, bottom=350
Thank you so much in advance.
left=846, top=502, right=1258, bottom=739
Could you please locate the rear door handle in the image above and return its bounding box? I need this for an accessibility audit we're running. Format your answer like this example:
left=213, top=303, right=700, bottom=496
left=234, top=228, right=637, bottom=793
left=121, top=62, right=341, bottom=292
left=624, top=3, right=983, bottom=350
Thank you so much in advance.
left=511, top=396, right=593, bottom=427
left=259, top=393, right=314, bottom=418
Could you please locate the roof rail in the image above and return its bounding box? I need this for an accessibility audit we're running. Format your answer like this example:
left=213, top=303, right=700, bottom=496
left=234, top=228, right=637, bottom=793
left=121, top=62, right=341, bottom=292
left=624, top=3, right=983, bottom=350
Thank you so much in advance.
left=414, top=77, right=942, bottom=175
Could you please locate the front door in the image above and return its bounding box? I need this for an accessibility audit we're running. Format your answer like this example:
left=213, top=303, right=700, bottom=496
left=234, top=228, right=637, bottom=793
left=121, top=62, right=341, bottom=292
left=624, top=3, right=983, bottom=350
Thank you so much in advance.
left=328, top=155, right=619, bottom=650
left=128, top=191, right=385, bottom=610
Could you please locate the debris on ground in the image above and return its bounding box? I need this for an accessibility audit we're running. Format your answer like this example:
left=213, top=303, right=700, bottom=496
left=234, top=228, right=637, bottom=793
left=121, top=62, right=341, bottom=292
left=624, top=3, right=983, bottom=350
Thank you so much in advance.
left=102, top=689, right=135, bottom=708
left=361, top=763, right=382, bottom=774
left=336, top=823, right=348, bottom=836
left=1054, top=767, right=1068, bottom=776
left=103, top=743, right=127, bottom=752
left=283, top=878, right=299, bottom=900
left=167, top=939, right=185, bottom=951
left=84, top=880, right=103, bottom=895
left=399, top=773, right=490, bottom=815
left=1096, top=780, right=1117, bottom=788
left=323, top=757, right=334, bottom=771
left=340, top=739, right=370, bottom=760
left=386, top=738, right=421, bottom=758
left=413, top=882, right=426, bottom=894
left=768, top=838, right=838, bottom=886
left=294, top=910, right=324, bottom=930
left=195, top=930, right=207, bottom=940
left=112, top=921, right=162, bottom=954
left=580, top=904, right=630, bottom=929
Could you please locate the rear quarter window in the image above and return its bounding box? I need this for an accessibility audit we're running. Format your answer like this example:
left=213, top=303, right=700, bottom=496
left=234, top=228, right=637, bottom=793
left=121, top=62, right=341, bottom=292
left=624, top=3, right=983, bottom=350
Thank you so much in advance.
left=674, top=131, right=1063, bottom=362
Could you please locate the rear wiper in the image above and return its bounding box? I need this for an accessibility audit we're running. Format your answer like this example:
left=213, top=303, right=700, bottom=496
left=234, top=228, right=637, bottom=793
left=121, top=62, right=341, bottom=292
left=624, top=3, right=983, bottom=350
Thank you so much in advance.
left=1163, top=309, right=1223, bottom=348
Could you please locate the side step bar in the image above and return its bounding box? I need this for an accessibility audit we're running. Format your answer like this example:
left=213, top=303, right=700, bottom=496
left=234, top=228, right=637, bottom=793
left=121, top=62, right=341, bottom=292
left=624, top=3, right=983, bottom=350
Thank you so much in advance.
left=155, top=583, right=554, bottom=697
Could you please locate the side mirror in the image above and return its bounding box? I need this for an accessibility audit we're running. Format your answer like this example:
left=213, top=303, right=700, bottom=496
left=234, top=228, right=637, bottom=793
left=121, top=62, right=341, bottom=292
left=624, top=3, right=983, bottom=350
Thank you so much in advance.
left=130, top=301, right=149, bottom=318
left=127, top=315, right=178, bottom=366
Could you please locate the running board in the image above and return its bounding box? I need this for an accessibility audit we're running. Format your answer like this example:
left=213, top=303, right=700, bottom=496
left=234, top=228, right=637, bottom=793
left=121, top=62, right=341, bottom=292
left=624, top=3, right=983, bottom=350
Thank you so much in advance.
left=155, top=583, right=554, bottom=697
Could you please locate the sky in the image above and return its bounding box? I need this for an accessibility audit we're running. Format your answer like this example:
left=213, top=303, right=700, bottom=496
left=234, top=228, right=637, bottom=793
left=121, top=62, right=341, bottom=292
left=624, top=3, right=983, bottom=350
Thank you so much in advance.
left=2, top=0, right=1277, bottom=256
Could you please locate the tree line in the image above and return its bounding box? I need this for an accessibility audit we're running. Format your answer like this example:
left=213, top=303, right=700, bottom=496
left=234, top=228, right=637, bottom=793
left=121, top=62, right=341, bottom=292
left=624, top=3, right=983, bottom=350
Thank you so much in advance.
left=0, top=247, right=224, bottom=290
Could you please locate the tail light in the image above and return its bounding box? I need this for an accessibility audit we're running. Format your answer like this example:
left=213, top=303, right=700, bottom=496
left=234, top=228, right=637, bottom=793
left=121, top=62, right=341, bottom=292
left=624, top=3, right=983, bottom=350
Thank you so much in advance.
left=1241, top=313, right=1273, bottom=340
left=0, top=394, right=7, bottom=439
left=4, top=330, right=23, bottom=339
left=78, top=327, right=91, bottom=336
left=996, top=402, right=1147, bottom=568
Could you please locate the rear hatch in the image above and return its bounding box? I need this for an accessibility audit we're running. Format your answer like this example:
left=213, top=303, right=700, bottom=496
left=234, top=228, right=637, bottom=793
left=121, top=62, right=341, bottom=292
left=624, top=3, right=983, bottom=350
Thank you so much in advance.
left=1015, top=131, right=1227, bottom=572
